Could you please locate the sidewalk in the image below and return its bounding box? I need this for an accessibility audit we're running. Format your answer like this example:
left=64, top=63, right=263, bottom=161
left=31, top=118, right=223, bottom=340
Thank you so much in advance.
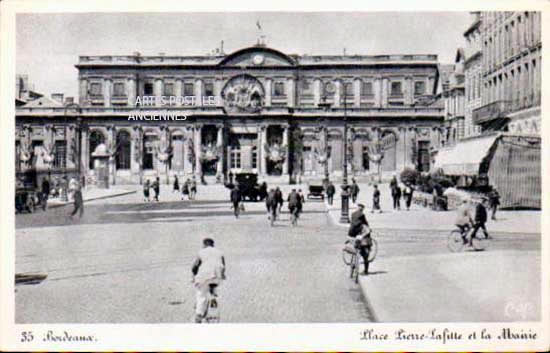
left=326, top=182, right=541, bottom=234
left=360, top=250, right=541, bottom=322
left=48, top=185, right=137, bottom=208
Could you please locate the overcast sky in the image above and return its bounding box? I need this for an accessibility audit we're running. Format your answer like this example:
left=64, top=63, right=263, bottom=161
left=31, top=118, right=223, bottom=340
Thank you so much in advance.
left=16, top=12, right=472, bottom=100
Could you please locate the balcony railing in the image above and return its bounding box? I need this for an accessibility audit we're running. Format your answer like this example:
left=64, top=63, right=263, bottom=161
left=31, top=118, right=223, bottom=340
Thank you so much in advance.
left=472, top=100, right=512, bottom=124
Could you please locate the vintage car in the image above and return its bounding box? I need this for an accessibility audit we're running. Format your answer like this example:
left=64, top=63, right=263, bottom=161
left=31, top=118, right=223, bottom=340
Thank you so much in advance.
left=225, top=173, right=266, bottom=201
left=307, top=183, right=325, bottom=200
left=15, top=187, right=40, bottom=213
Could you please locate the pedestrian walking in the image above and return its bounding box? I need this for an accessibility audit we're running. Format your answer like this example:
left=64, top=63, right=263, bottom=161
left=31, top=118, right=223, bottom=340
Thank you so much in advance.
left=471, top=197, right=490, bottom=241
left=182, top=179, right=190, bottom=200
left=350, top=179, right=360, bottom=204
left=265, top=188, right=278, bottom=222
left=173, top=175, right=180, bottom=193
left=190, top=178, right=197, bottom=200
left=348, top=204, right=371, bottom=275
left=230, top=185, right=242, bottom=218
left=371, top=184, right=381, bottom=213
left=275, top=187, right=283, bottom=216
left=143, top=179, right=151, bottom=202
left=488, top=188, right=500, bottom=220
left=153, top=177, right=160, bottom=202
left=326, top=181, right=336, bottom=205
left=70, top=184, right=84, bottom=219
left=403, top=182, right=414, bottom=210
left=297, top=189, right=305, bottom=217
left=391, top=183, right=401, bottom=210
left=41, top=176, right=50, bottom=211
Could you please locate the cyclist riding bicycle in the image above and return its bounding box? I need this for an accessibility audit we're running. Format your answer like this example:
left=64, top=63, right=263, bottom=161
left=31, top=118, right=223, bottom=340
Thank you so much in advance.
left=348, top=204, right=372, bottom=275
left=191, top=238, right=226, bottom=323
left=455, top=198, right=474, bottom=245
left=287, top=189, right=302, bottom=222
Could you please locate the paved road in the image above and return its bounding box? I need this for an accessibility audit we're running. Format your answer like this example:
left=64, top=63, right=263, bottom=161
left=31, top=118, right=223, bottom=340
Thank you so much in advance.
left=15, top=187, right=540, bottom=323
left=16, top=190, right=370, bottom=323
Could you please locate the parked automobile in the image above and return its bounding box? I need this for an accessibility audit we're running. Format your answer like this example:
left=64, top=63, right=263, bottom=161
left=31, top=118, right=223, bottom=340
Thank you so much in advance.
left=225, top=173, right=262, bottom=201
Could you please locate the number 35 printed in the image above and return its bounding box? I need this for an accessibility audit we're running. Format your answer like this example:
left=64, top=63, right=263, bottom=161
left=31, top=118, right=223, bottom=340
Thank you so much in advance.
left=20, top=331, right=34, bottom=342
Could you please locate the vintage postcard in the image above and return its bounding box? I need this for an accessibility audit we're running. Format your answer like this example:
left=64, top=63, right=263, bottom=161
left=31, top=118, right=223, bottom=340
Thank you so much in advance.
left=0, top=0, right=548, bottom=351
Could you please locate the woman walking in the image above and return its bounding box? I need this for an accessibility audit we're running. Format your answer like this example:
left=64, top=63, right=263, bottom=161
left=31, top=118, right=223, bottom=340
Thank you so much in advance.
left=143, top=179, right=150, bottom=202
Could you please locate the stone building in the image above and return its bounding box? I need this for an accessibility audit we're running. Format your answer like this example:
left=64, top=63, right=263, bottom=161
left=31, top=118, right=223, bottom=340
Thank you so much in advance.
left=463, top=11, right=483, bottom=138
left=475, top=11, right=541, bottom=135
left=16, top=44, right=445, bottom=185
left=439, top=50, right=466, bottom=147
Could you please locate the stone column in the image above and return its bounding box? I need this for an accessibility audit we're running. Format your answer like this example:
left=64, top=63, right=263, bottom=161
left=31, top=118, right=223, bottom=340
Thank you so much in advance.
left=195, top=79, right=203, bottom=107
left=313, top=78, right=321, bottom=106
left=183, top=127, right=193, bottom=175
left=106, top=125, right=116, bottom=185
left=264, top=78, right=272, bottom=107
left=405, top=75, right=414, bottom=105
left=282, top=125, right=289, bottom=175
left=334, top=80, right=341, bottom=108
left=194, top=124, right=203, bottom=177
left=79, top=78, right=88, bottom=106
left=127, top=77, right=136, bottom=106
left=353, top=78, right=361, bottom=107
left=214, top=78, right=223, bottom=107
left=259, top=124, right=267, bottom=175
left=381, top=78, right=389, bottom=108
left=103, top=78, right=112, bottom=107
left=80, top=126, right=89, bottom=178
left=175, top=79, right=183, bottom=106
left=154, top=78, right=163, bottom=107
left=216, top=124, right=223, bottom=179
left=286, top=77, right=295, bottom=107
left=428, top=76, right=435, bottom=96
left=373, top=76, right=382, bottom=108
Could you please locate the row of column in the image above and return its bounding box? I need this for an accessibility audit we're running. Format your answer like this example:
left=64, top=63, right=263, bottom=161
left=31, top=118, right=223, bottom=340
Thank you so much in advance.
left=255, top=124, right=289, bottom=176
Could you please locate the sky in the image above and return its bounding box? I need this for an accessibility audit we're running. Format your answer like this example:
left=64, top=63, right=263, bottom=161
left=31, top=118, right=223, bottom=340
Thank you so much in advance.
left=16, top=12, right=472, bottom=100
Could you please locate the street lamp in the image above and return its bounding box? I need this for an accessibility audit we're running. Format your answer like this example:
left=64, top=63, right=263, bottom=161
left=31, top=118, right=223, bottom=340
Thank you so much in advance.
left=340, top=82, right=351, bottom=224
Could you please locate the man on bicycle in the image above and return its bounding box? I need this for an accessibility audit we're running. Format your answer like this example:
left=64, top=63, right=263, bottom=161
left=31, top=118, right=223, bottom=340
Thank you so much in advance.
left=191, top=238, right=226, bottom=323
left=455, top=198, right=474, bottom=245
left=348, top=204, right=372, bottom=275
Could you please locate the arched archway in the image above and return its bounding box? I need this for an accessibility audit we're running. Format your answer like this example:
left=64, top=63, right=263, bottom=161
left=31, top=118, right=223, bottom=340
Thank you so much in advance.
left=89, top=130, right=106, bottom=170
left=116, top=130, right=131, bottom=170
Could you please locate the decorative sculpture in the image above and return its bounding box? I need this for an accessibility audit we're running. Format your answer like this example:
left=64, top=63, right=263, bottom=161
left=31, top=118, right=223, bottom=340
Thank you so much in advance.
left=222, top=75, right=265, bottom=113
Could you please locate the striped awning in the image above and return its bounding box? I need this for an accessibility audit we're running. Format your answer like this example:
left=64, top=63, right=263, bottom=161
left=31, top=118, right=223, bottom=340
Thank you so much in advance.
left=432, top=134, right=500, bottom=175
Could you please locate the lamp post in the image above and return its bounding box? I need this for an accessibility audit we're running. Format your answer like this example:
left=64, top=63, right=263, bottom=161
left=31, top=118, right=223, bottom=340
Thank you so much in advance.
left=318, top=97, right=331, bottom=185
left=340, top=82, right=351, bottom=224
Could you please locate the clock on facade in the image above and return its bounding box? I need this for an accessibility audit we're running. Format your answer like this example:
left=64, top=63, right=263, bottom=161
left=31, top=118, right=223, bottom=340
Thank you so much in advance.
left=252, top=54, right=264, bottom=65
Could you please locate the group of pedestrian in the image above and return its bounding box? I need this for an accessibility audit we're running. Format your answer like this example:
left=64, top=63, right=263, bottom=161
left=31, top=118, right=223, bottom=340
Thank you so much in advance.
left=143, top=177, right=161, bottom=202
left=174, top=176, right=197, bottom=201
left=389, top=175, right=415, bottom=211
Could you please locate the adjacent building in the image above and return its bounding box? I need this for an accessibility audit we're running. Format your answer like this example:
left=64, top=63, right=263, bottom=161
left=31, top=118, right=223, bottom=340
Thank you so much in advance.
left=16, top=44, right=445, bottom=185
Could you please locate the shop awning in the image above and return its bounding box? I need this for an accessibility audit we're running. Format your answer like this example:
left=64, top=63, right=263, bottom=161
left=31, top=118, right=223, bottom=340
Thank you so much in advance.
left=432, top=134, right=500, bottom=175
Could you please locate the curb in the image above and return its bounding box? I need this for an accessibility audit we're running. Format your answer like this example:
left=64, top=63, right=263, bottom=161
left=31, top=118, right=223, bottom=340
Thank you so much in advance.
left=48, top=190, right=137, bottom=209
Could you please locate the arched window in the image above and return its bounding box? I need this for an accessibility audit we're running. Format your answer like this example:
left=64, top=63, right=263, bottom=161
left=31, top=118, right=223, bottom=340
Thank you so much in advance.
left=116, top=130, right=131, bottom=170
left=89, top=130, right=106, bottom=169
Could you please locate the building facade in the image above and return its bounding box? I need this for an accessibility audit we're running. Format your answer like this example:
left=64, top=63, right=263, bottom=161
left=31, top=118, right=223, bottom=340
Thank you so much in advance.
left=439, top=50, right=466, bottom=147
left=475, top=11, right=541, bottom=135
left=463, top=12, right=483, bottom=138
left=16, top=45, right=445, bottom=185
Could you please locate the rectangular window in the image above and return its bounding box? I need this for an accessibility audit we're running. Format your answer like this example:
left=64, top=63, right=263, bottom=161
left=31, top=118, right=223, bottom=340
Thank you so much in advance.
left=204, top=82, right=214, bottom=97
left=164, top=83, right=174, bottom=96
left=252, top=147, right=258, bottom=169
left=414, top=81, right=426, bottom=95
left=273, top=82, right=285, bottom=97
left=230, top=148, right=241, bottom=169
left=90, top=82, right=102, bottom=96
left=184, top=83, right=194, bottom=96
left=144, top=83, right=154, bottom=95
left=390, top=81, right=403, bottom=96
left=113, top=82, right=125, bottom=96
left=361, top=81, right=373, bottom=96
left=53, top=141, right=66, bottom=169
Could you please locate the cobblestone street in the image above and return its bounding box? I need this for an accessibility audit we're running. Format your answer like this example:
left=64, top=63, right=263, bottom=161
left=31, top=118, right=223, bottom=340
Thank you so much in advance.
left=15, top=185, right=540, bottom=323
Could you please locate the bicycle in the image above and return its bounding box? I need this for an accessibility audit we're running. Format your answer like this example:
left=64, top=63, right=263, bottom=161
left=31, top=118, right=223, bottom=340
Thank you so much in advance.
left=342, top=233, right=378, bottom=283
left=447, top=225, right=489, bottom=252
left=289, top=207, right=299, bottom=227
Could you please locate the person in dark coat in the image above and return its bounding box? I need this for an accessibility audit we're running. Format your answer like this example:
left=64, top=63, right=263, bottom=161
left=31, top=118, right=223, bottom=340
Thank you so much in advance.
left=371, top=184, right=381, bottom=213
left=297, top=189, right=305, bottom=217
left=143, top=179, right=151, bottom=202
left=190, top=178, right=197, bottom=200
left=403, top=183, right=414, bottom=210
left=230, top=185, right=242, bottom=218
left=488, top=188, right=500, bottom=220
left=259, top=182, right=268, bottom=201
left=287, top=189, right=302, bottom=220
left=349, top=179, right=360, bottom=204
left=275, top=187, right=283, bottom=216
left=41, top=177, right=50, bottom=211
left=70, top=184, right=84, bottom=219
left=266, top=188, right=278, bottom=221
left=326, top=181, right=336, bottom=205
left=153, top=177, right=160, bottom=201
left=471, top=198, right=490, bottom=243
left=182, top=179, right=190, bottom=200
left=391, top=183, right=402, bottom=210
left=173, top=175, right=180, bottom=193
left=348, top=204, right=371, bottom=274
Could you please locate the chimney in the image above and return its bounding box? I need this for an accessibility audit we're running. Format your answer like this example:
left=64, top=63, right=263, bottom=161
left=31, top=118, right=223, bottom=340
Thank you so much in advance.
left=64, top=97, right=74, bottom=105
left=51, top=93, right=64, bottom=104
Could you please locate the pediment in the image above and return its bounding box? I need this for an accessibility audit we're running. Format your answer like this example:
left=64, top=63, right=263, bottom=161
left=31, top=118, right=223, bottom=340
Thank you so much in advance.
left=219, top=47, right=295, bottom=67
